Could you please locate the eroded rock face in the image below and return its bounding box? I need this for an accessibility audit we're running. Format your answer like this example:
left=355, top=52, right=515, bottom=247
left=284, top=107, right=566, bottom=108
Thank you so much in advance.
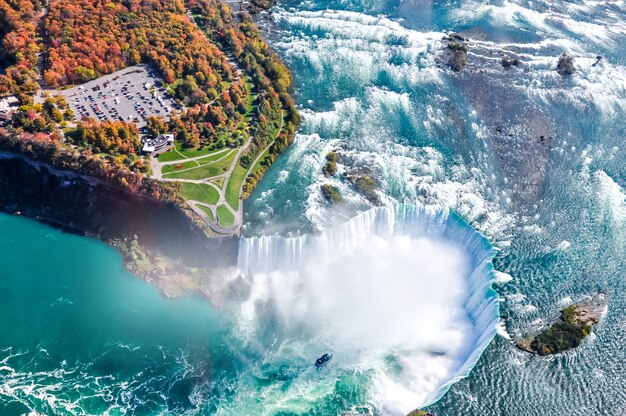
left=443, top=34, right=469, bottom=71
left=557, top=52, right=576, bottom=76
left=0, top=153, right=238, bottom=270
left=516, top=294, right=607, bottom=355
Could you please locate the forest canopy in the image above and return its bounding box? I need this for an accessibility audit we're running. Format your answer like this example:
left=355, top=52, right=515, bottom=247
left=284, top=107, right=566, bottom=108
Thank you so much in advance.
left=0, top=0, right=42, bottom=95
left=2, top=0, right=300, bottom=206
left=45, top=0, right=231, bottom=89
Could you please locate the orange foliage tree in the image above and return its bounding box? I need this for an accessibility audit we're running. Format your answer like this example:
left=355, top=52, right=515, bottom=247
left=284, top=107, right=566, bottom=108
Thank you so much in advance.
left=0, top=0, right=42, bottom=95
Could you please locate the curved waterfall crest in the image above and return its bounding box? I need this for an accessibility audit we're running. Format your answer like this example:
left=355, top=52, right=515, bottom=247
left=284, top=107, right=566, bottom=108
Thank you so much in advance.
left=237, top=204, right=500, bottom=408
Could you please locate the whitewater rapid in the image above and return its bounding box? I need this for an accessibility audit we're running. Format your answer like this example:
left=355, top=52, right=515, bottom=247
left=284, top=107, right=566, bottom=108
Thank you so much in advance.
left=1, top=0, right=625, bottom=414
left=232, top=1, right=626, bottom=413
left=232, top=205, right=499, bottom=414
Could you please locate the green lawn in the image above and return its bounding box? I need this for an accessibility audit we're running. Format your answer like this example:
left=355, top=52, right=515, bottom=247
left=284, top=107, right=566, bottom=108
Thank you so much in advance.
left=161, top=149, right=233, bottom=174
left=163, top=151, right=237, bottom=180
left=196, top=150, right=235, bottom=165
left=210, top=177, right=225, bottom=188
left=216, top=204, right=235, bottom=228
left=179, top=182, right=220, bottom=205
left=250, top=110, right=283, bottom=174
left=158, top=142, right=225, bottom=163
left=176, top=145, right=223, bottom=159
left=198, top=204, right=215, bottom=221
left=162, top=159, right=199, bottom=174
left=225, top=165, right=247, bottom=211
left=158, top=149, right=184, bottom=163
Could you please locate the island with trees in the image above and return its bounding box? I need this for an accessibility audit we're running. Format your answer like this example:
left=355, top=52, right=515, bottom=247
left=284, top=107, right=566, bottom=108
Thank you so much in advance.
left=516, top=295, right=607, bottom=355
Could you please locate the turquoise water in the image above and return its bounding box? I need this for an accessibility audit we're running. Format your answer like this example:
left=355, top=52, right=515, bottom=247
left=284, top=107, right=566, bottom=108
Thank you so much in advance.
left=0, top=214, right=236, bottom=415
left=2, top=0, right=626, bottom=415
left=0, top=206, right=500, bottom=415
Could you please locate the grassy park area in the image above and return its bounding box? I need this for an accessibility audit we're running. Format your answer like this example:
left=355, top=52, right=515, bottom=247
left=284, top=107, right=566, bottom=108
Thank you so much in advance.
left=163, top=151, right=237, bottom=180
left=225, top=165, right=247, bottom=211
left=161, top=149, right=234, bottom=174
left=151, top=75, right=285, bottom=234
left=216, top=204, right=235, bottom=228
left=158, top=141, right=222, bottom=163
left=179, top=183, right=220, bottom=206
left=198, top=204, right=215, bottom=221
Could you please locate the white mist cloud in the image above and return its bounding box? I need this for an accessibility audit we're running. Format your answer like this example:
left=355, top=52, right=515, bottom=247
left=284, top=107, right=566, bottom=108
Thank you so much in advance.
left=234, top=207, right=494, bottom=415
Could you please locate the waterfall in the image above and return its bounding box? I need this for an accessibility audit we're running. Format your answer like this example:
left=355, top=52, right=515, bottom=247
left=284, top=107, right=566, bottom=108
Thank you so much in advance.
left=236, top=204, right=499, bottom=412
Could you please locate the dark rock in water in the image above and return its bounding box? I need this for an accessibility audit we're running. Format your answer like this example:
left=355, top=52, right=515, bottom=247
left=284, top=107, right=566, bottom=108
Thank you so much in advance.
left=443, top=34, right=469, bottom=71
left=502, top=56, right=522, bottom=68
left=320, top=184, right=342, bottom=204
left=322, top=151, right=337, bottom=177
left=557, top=52, right=576, bottom=75
left=449, top=33, right=465, bottom=42
left=516, top=294, right=607, bottom=355
left=345, top=173, right=381, bottom=205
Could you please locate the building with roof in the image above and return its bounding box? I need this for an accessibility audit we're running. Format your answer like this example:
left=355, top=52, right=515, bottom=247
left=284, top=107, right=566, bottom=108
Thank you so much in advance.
left=0, top=96, right=19, bottom=124
left=142, top=133, right=174, bottom=154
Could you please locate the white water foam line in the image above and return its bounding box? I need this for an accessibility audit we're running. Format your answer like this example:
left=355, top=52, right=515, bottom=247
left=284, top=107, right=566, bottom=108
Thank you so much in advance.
left=236, top=205, right=499, bottom=414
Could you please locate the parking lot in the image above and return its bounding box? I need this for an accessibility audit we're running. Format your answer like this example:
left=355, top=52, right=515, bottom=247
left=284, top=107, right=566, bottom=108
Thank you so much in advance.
left=47, top=65, right=179, bottom=127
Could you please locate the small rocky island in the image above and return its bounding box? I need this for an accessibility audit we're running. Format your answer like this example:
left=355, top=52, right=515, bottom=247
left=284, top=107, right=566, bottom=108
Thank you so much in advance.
left=443, top=33, right=469, bottom=71
left=556, top=52, right=576, bottom=76
left=516, top=295, right=607, bottom=355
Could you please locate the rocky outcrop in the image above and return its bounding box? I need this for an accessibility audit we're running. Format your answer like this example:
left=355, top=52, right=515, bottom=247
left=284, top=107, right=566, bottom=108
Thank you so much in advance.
left=443, top=34, right=469, bottom=71
left=320, top=184, right=342, bottom=204
left=322, top=151, right=338, bottom=177
left=407, top=410, right=435, bottom=416
left=516, top=294, right=607, bottom=355
left=556, top=52, right=576, bottom=76
left=346, top=174, right=380, bottom=205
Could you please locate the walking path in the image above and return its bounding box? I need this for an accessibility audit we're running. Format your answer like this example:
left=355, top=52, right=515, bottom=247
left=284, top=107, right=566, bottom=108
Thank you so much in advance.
left=146, top=4, right=286, bottom=236
left=152, top=111, right=285, bottom=236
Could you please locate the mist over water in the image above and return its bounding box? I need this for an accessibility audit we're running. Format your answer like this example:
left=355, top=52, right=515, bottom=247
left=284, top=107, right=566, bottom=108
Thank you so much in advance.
left=234, top=206, right=499, bottom=414
left=243, top=0, right=626, bottom=415
left=1, top=0, right=625, bottom=414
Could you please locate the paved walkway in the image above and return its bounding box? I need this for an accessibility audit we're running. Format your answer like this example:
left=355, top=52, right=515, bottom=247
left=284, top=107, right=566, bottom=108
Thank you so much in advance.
left=152, top=111, right=285, bottom=236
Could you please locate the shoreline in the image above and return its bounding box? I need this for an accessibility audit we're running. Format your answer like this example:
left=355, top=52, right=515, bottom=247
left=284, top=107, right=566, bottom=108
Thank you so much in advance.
left=0, top=151, right=240, bottom=300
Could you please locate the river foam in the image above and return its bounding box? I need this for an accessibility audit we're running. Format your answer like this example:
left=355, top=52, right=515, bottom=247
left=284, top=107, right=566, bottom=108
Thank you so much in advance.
left=233, top=205, right=499, bottom=414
